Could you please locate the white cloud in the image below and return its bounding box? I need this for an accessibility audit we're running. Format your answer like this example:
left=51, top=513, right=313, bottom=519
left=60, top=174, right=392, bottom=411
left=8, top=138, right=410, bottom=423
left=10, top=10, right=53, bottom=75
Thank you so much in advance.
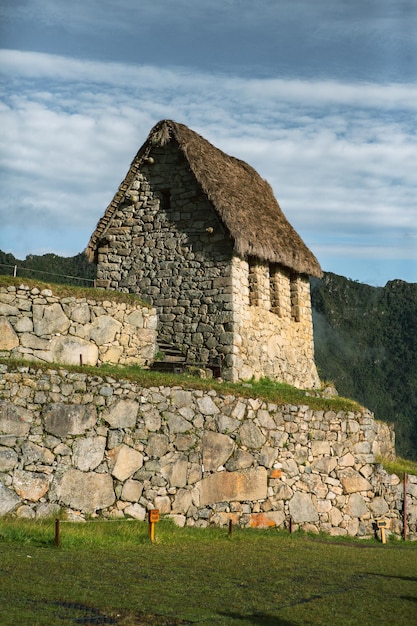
left=0, top=49, right=416, bottom=283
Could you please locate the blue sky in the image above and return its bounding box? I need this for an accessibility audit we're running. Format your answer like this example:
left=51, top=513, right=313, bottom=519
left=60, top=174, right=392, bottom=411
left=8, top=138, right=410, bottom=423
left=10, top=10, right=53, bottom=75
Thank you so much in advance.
left=1, top=0, right=416, bottom=286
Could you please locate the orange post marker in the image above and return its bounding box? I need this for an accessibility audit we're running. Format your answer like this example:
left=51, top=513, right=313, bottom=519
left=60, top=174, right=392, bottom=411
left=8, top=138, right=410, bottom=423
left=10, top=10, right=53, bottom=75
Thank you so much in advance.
left=148, top=509, right=160, bottom=542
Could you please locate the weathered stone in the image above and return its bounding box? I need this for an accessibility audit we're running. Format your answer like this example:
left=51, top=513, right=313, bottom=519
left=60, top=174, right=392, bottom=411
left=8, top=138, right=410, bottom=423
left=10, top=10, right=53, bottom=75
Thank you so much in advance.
left=89, top=316, right=122, bottom=345
left=312, top=456, right=338, bottom=474
left=0, top=446, right=18, bottom=471
left=311, top=440, right=331, bottom=456
left=44, top=403, right=97, bottom=437
left=199, top=467, right=267, bottom=505
left=225, top=449, right=254, bottom=471
left=13, top=470, right=50, bottom=502
left=22, top=441, right=54, bottom=466
left=33, top=303, right=70, bottom=335
left=112, top=445, right=144, bottom=481
left=143, top=407, right=162, bottom=431
left=171, top=390, right=193, bottom=408
left=50, top=336, right=98, bottom=366
left=368, top=497, right=389, bottom=517
left=288, top=492, right=319, bottom=523
left=338, top=469, right=372, bottom=494
left=0, top=401, right=32, bottom=436
left=0, top=318, right=19, bottom=350
left=124, top=503, right=146, bottom=520
left=328, top=507, right=343, bottom=527
left=346, top=493, right=368, bottom=518
left=0, top=303, right=19, bottom=315
left=147, top=433, right=169, bottom=458
left=121, top=480, right=143, bottom=502
left=103, top=400, right=139, bottom=428
left=73, top=436, right=106, bottom=471
left=69, top=303, right=91, bottom=324
left=239, top=421, right=266, bottom=449
left=274, top=483, right=294, bottom=500
left=125, top=310, right=143, bottom=327
left=154, top=495, right=171, bottom=514
left=172, top=489, right=192, bottom=514
left=202, top=431, right=234, bottom=471
left=0, top=483, right=20, bottom=515
left=250, top=511, right=285, bottom=528
left=196, top=396, right=219, bottom=415
left=161, top=455, right=188, bottom=487
left=58, top=469, right=115, bottom=512
left=14, top=316, right=33, bottom=332
left=165, top=412, right=192, bottom=434
left=20, top=333, right=50, bottom=350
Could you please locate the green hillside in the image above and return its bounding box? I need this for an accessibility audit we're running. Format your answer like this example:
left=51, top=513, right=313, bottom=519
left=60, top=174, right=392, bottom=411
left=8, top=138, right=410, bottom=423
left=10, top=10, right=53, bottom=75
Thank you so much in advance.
left=311, top=272, right=417, bottom=459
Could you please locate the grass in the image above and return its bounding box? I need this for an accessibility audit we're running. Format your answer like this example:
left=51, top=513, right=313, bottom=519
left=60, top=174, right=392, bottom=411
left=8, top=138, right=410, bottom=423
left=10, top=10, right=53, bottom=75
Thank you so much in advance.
left=0, top=355, right=361, bottom=413
left=0, top=275, right=148, bottom=306
left=0, top=519, right=416, bottom=626
left=376, top=456, right=417, bottom=478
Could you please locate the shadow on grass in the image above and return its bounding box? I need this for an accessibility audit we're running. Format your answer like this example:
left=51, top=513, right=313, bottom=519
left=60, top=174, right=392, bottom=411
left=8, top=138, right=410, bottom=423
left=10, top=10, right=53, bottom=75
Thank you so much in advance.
left=219, top=613, right=294, bottom=625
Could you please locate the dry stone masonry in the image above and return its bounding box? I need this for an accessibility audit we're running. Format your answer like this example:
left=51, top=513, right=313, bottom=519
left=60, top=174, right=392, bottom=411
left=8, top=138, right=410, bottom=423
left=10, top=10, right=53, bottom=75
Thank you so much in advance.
left=1, top=363, right=415, bottom=540
left=0, top=283, right=157, bottom=367
left=94, top=139, right=320, bottom=387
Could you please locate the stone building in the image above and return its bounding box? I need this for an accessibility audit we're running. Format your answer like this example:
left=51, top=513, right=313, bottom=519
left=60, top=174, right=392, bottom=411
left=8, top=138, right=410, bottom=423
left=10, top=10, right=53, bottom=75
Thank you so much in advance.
left=86, top=120, right=322, bottom=387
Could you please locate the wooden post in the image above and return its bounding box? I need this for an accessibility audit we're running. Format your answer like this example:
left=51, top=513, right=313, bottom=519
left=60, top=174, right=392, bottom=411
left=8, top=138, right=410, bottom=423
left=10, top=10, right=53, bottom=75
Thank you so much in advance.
left=228, top=519, right=233, bottom=538
left=403, top=473, right=407, bottom=541
left=79, top=354, right=83, bottom=367
left=55, top=518, right=60, bottom=547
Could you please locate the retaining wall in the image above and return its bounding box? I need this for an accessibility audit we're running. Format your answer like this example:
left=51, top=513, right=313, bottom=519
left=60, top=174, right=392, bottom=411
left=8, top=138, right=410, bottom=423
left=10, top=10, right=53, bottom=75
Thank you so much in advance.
left=1, top=364, right=415, bottom=539
left=0, top=283, right=157, bottom=367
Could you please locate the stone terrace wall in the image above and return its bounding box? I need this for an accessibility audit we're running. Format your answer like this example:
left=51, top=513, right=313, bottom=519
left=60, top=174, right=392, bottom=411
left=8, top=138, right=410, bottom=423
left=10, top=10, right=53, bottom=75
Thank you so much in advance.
left=0, top=283, right=157, bottom=367
left=1, top=364, right=415, bottom=539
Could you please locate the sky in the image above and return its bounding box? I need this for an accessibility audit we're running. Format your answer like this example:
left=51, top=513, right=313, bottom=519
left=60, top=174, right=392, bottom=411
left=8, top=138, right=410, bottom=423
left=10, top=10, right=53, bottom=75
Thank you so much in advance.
left=0, top=0, right=416, bottom=287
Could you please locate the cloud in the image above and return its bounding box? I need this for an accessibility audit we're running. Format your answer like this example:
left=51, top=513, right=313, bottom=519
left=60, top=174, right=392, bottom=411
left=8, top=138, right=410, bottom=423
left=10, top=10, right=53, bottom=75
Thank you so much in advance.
left=0, top=49, right=416, bottom=283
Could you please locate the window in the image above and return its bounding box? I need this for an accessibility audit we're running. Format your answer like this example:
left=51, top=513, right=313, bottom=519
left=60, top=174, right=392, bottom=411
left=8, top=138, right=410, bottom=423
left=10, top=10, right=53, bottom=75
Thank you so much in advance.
left=160, top=189, right=171, bottom=211
left=269, top=265, right=282, bottom=316
left=290, top=275, right=301, bottom=322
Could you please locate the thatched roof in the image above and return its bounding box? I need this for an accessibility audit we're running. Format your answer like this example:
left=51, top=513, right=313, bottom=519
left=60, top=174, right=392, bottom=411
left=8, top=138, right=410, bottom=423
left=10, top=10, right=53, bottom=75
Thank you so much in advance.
left=86, top=119, right=322, bottom=277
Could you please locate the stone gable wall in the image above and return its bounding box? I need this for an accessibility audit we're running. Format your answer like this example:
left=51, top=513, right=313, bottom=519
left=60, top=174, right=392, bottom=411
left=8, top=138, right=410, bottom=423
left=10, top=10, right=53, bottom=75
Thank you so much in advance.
left=95, top=141, right=235, bottom=372
left=0, top=284, right=157, bottom=367
left=1, top=364, right=415, bottom=541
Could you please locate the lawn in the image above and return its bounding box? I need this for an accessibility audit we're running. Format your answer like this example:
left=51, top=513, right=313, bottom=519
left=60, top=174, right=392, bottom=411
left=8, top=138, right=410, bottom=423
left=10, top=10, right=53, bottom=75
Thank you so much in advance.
left=0, top=519, right=416, bottom=625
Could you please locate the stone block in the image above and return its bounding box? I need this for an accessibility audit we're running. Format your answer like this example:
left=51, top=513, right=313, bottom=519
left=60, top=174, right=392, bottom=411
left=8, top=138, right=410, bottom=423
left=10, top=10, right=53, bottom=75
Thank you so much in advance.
left=112, top=445, right=144, bottom=481
left=43, top=403, right=97, bottom=437
left=13, top=470, right=50, bottom=502
left=89, top=315, right=122, bottom=345
left=103, top=399, right=139, bottom=428
left=58, top=469, right=115, bottom=513
left=0, top=401, right=32, bottom=436
left=121, top=480, right=143, bottom=502
left=346, top=493, right=368, bottom=518
left=198, top=467, right=267, bottom=505
left=0, top=446, right=18, bottom=471
left=239, top=421, right=266, bottom=449
left=338, top=469, right=372, bottom=494
left=33, top=303, right=70, bottom=336
left=249, top=511, right=285, bottom=528
left=0, top=318, right=19, bottom=350
left=0, top=483, right=20, bottom=515
left=73, top=436, right=106, bottom=471
left=202, top=431, right=234, bottom=471
left=288, top=492, right=319, bottom=523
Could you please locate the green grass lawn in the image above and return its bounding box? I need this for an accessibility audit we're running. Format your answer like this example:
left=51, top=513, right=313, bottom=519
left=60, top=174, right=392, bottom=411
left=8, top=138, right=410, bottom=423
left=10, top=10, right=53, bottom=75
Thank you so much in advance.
left=1, top=519, right=416, bottom=625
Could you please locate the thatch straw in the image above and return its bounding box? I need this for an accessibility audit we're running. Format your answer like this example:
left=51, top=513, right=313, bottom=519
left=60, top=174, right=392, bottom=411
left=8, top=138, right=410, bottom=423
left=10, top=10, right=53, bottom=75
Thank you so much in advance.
left=86, top=120, right=322, bottom=277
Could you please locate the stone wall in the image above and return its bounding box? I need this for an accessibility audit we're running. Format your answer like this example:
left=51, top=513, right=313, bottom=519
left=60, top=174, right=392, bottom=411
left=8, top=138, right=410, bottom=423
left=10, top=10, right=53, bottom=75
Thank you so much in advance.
left=95, top=141, right=234, bottom=372
left=0, top=283, right=157, bottom=367
left=231, top=257, right=320, bottom=388
left=1, top=363, right=415, bottom=540
left=94, top=140, right=320, bottom=389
